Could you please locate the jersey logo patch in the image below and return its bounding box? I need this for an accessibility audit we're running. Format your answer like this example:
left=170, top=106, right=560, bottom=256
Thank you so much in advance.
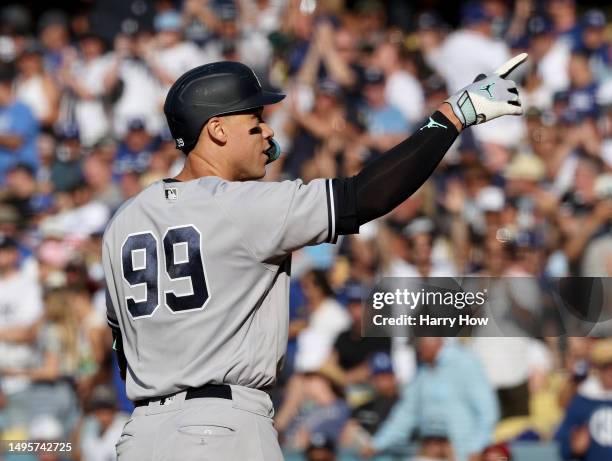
left=165, top=188, right=178, bottom=201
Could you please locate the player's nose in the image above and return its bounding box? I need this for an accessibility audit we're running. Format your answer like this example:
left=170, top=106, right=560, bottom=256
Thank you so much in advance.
left=261, top=122, right=274, bottom=139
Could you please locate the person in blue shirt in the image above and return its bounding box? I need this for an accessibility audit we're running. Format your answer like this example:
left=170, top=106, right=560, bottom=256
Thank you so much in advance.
left=359, top=68, right=409, bottom=155
left=555, top=339, right=612, bottom=461
left=0, top=63, right=39, bottom=183
left=113, top=118, right=159, bottom=180
left=567, top=52, right=600, bottom=120
left=572, top=9, right=610, bottom=82
left=362, top=338, right=499, bottom=461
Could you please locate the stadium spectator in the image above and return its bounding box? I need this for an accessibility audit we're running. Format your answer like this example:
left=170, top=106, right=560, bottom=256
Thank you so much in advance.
left=363, top=338, right=499, bottom=461
left=38, top=10, right=71, bottom=76
left=104, top=32, right=164, bottom=137
left=0, top=233, right=43, bottom=431
left=555, top=338, right=612, bottom=461
left=305, top=432, right=336, bottom=461
left=76, top=384, right=129, bottom=461
left=49, top=124, right=83, bottom=192
left=0, top=62, right=39, bottom=182
left=294, top=270, right=351, bottom=373
left=328, top=283, right=390, bottom=385
left=14, top=42, right=60, bottom=129
left=113, top=118, right=158, bottom=178
left=373, top=40, right=424, bottom=126
left=147, top=10, right=204, bottom=89
left=527, top=14, right=571, bottom=95
left=575, top=10, right=610, bottom=82
left=348, top=352, right=398, bottom=434
left=60, top=33, right=111, bottom=147
left=283, top=370, right=350, bottom=452
left=359, top=68, right=409, bottom=154
left=277, top=270, right=350, bottom=435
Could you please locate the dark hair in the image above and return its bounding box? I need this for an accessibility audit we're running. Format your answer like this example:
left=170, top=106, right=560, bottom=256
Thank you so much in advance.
left=308, top=270, right=335, bottom=297
left=0, top=61, right=16, bottom=83
left=7, top=163, right=35, bottom=177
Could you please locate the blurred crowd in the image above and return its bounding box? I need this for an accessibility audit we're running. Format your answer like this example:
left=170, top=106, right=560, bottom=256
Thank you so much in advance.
left=0, top=0, right=611, bottom=460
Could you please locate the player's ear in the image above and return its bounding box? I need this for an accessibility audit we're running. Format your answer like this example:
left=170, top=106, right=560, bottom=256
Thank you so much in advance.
left=206, top=116, right=227, bottom=145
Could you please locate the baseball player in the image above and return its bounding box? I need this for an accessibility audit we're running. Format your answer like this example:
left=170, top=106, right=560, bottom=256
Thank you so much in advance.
left=103, top=55, right=527, bottom=460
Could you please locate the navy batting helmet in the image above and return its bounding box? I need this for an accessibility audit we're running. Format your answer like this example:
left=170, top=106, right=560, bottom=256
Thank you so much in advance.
left=163, top=61, right=285, bottom=162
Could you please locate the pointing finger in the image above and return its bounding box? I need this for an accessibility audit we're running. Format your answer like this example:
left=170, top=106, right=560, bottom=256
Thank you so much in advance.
left=494, top=53, right=529, bottom=79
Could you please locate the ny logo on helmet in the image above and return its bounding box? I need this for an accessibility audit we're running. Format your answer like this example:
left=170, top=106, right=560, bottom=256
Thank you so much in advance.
left=176, top=138, right=185, bottom=148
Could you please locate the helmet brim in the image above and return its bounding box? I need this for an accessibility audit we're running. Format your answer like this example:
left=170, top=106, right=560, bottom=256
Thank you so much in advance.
left=212, top=90, right=286, bottom=118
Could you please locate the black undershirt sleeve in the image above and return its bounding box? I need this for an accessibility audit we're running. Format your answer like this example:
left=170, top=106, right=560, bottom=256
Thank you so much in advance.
left=331, top=111, right=459, bottom=235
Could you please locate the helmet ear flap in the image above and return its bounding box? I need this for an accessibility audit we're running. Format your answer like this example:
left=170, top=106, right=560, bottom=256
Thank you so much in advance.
left=167, top=114, right=199, bottom=155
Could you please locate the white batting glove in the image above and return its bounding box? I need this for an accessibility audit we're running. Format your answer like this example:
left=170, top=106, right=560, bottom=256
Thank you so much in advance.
left=445, top=53, right=528, bottom=128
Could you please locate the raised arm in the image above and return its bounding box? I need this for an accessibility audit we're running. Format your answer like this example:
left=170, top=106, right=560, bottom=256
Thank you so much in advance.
left=331, top=54, right=528, bottom=235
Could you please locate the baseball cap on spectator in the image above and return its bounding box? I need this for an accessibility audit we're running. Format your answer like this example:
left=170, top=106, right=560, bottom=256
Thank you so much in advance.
left=363, top=68, right=385, bottom=86
left=306, top=432, right=335, bottom=454
left=461, top=2, right=491, bottom=26
left=504, top=153, right=546, bottom=182
left=21, top=40, right=44, bottom=56
left=38, top=9, right=68, bottom=32
left=515, top=229, right=545, bottom=249
left=403, top=216, right=435, bottom=238
left=423, top=74, right=447, bottom=97
left=591, top=339, right=612, bottom=367
left=527, top=15, right=553, bottom=37
left=0, top=5, right=31, bottom=35
left=154, top=11, right=182, bottom=32
left=482, top=443, right=512, bottom=460
left=127, top=118, right=147, bottom=132
left=89, top=385, right=117, bottom=411
left=55, top=123, right=80, bottom=141
left=582, top=9, right=606, bottom=29
left=317, top=79, right=343, bottom=99
left=419, top=418, right=449, bottom=439
left=476, top=186, right=505, bottom=213
left=553, top=91, right=570, bottom=105
left=217, top=4, right=238, bottom=22
left=0, top=233, right=18, bottom=250
left=344, top=281, right=363, bottom=304
left=416, top=11, right=443, bottom=30
left=370, top=352, right=393, bottom=375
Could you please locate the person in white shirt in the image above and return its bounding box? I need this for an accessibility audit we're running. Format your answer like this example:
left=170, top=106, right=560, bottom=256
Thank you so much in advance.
left=78, top=385, right=130, bottom=461
left=14, top=43, right=60, bottom=129
left=424, top=3, right=525, bottom=147
left=60, top=34, right=112, bottom=147
left=104, top=33, right=164, bottom=138
left=294, top=270, right=350, bottom=372
left=0, top=234, right=43, bottom=429
left=372, top=41, right=424, bottom=126
left=145, top=11, right=205, bottom=91
left=526, top=15, right=570, bottom=95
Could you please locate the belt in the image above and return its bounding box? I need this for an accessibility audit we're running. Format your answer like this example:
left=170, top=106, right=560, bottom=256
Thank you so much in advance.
left=134, top=383, right=232, bottom=408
